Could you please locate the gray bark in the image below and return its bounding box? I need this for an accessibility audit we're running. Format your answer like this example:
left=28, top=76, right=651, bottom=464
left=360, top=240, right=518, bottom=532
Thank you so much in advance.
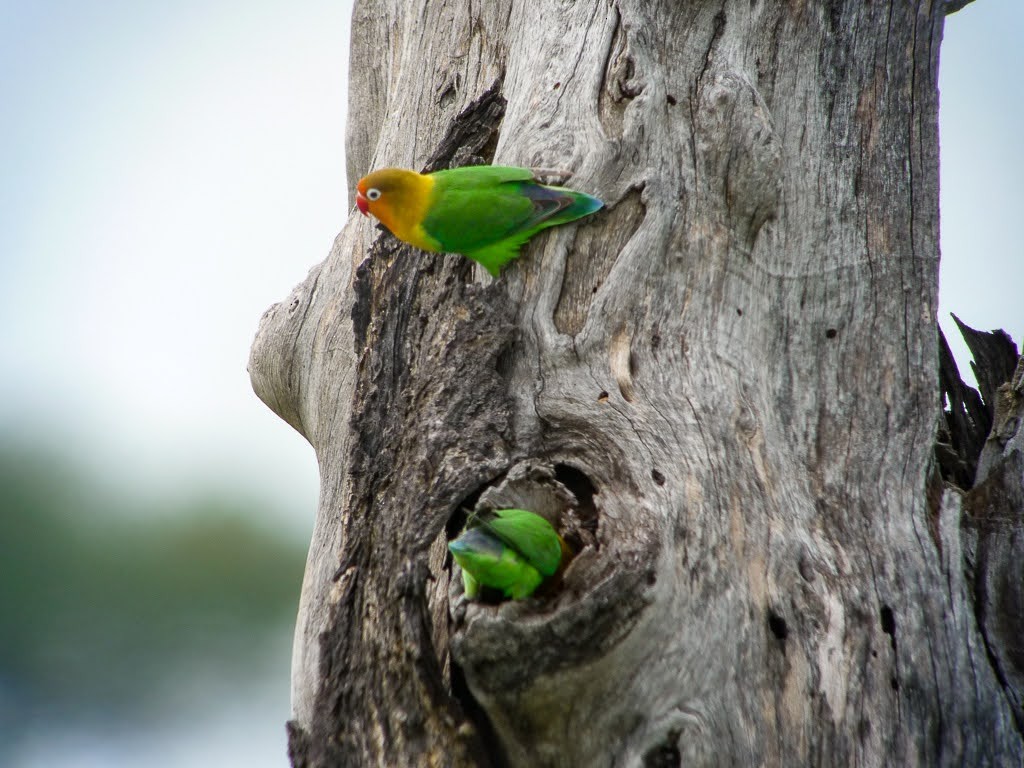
left=249, top=0, right=1024, bottom=765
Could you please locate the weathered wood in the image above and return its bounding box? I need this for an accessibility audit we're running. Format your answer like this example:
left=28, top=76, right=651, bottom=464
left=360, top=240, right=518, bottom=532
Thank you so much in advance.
left=937, top=324, right=990, bottom=488
left=945, top=0, right=977, bottom=15
left=948, top=342, right=1024, bottom=734
left=952, top=314, right=1020, bottom=424
left=977, top=353, right=1024, bottom=483
left=250, top=0, right=1024, bottom=765
left=936, top=319, right=1019, bottom=488
left=962, top=449, right=1024, bottom=734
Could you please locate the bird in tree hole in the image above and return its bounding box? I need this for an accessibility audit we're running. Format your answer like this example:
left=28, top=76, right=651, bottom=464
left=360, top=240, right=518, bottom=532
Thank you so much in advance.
left=448, top=508, right=569, bottom=600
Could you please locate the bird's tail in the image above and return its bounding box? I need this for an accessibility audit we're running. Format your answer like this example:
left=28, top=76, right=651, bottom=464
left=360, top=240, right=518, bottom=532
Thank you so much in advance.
left=559, top=189, right=604, bottom=223
left=530, top=184, right=604, bottom=228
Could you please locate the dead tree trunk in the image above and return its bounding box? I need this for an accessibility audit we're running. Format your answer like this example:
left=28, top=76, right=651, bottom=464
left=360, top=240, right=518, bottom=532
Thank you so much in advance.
left=249, top=0, right=1024, bottom=765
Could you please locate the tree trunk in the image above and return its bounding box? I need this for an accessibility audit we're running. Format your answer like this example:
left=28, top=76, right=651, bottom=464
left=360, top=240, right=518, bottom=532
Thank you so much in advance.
left=249, top=0, right=1024, bottom=765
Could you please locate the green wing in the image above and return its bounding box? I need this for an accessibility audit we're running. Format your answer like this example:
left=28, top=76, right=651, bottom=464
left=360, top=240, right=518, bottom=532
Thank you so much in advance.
left=422, top=166, right=603, bottom=275
left=422, top=175, right=539, bottom=254
left=482, top=509, right=563, bottom=577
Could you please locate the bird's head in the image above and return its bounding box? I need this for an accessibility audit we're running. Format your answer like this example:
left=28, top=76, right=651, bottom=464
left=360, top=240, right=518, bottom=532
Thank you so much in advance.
left=448, top=528, right=504, bottom=570
left=355, top=167, right=424, bottom=219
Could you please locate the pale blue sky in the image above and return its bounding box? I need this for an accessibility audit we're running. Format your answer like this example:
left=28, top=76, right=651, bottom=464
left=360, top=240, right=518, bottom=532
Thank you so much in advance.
left=0, top=0, right=1020, bottom=534
left=938, top=0, right=1024, bottom=364
left=0, top=0, right=353, bottom=524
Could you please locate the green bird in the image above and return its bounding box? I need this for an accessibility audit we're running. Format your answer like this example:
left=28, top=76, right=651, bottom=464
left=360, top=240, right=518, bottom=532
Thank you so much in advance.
left=355, top=165, right=603, bottom=276
left=448, top=508, right=565, bottom=600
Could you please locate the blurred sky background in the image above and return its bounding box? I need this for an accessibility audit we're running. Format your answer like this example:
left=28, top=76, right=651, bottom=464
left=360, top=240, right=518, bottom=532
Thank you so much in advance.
left=0, top=0, right=1021, bottom=766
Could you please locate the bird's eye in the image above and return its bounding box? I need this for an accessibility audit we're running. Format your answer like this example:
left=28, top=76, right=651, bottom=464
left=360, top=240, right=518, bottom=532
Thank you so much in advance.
left=366, top=188, right=381, bottom=201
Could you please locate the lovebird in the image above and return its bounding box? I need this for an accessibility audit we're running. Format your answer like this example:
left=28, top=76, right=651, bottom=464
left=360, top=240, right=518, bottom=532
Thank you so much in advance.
left=448, top=508, right=566, bottom=600
left=355, top=165, right=603, bottom=276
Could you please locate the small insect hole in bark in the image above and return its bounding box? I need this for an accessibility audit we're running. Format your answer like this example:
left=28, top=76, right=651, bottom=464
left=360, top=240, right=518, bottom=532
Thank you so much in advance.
left=880, top=604, right=897, bottom=651
left=642, top=728, right=681, bottom=768
left=598, top=390, right=610, bottom=402
left=768, top=611, right=789, bottom=644
left=651, top=468, right=666, bottom=485
left=826, top=328, right=838, bottom=339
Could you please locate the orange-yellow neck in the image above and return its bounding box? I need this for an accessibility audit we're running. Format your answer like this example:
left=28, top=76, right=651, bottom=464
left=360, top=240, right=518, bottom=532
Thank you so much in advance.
left=372, top=171, right=439, bottom=251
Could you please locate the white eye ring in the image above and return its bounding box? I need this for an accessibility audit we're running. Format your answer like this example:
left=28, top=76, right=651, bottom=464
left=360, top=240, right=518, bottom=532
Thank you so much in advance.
left=366, top=188, right=381, bottom=201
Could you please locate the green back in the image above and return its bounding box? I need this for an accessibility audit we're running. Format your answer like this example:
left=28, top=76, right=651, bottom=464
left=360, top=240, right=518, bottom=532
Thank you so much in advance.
left=429, top=165, right=535, bottom=187
left=481, top=508, right=563, bottom=577
left=422, top=166, right=603, bottom=276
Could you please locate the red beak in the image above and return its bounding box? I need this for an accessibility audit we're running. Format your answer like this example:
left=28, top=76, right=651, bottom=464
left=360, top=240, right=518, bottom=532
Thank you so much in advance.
left=356, top=192, right=369, bottom=216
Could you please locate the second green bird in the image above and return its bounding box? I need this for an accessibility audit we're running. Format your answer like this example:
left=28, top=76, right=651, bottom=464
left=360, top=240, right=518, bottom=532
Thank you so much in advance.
left=448, top=508, right=566, bottom=601
left=355, top=165, right=603, bottom=276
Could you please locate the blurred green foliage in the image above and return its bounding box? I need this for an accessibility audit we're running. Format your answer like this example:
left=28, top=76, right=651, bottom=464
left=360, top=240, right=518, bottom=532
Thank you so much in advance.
left=0, top=441, right=307, bottom=723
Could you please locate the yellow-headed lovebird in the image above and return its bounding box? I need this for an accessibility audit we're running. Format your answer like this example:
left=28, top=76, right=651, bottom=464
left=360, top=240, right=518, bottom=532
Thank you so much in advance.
left=355, top=166, right=603, bottom=276
left=448, top=508, right=566, bottom=601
